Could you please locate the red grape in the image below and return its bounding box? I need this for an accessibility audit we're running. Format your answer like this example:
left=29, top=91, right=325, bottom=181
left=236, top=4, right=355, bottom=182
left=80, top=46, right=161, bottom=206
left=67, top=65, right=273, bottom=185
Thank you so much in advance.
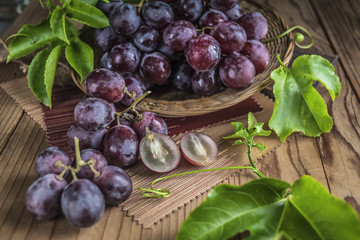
left=198, top=9, right=228, bottom=28
left=191, top=69, right=221, bottom=97
left=76, top=149, right=108, bottom=180
left=177, top=0, right=204, bottom=23
left=237, top=12, right=268, bottom=40
left=120, top=73, right=146, bottom=107
left=241, top=39, right=270, bottom=74
left=210, top=21, right=247, bottom=53
left=94, top=26, right=126, bottom=52
left=35, top=147, right=71, bottom=177
left=210, top=0, right=237, bottom=11
left=109, top=42, right=141, bottom=73
left=163, top=20, right=197, bottom=51
left=109, top=3, right=141, bottom=35
left=141, top=1, right=174, bottom=31
left=140, top=52, right=171, bottom=85
left=133, top=26, right=160, bottom=52
left=170, top=61, right=194, bottom=90
left=131, top=111, right=168, bottom=140
left=67, top=125, right=107, bottom=151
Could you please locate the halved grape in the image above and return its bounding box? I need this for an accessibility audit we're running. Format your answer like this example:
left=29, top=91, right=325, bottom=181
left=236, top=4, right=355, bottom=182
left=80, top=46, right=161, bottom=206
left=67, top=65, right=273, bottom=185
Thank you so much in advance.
left=35, top=147, right=71, bottom=177
left=180, top=132, right=218, bottom=166
left=140, top=132, right=180, bottom=173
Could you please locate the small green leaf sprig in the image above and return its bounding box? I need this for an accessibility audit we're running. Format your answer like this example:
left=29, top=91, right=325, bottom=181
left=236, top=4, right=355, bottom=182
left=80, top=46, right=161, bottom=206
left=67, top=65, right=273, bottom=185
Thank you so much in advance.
left=6, top=0, right=110, bottom=108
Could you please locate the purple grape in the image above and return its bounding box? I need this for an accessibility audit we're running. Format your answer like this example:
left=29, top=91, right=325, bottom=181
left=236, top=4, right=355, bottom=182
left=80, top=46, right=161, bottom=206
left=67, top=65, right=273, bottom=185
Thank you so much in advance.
left=100, top=52, right=112, bottom=69
left=93, top=166, right=132, bottom=205
left=141, top=1, right=174, bottom=31
left=25, top=174, right=67, bottom=221
left=75, top=149, right=108, bottom=180
left=133, top=26, right=160, bottom=52
left=177, top=0, right=204, bottom=23
left=67, top=125, right=107, bottom=151
left=140, top=52, right=171, bottom=85
left=198, top=9, right=228, bottom=28
left=109, top=3, right=141, bottom=35
left=192, top=69, right=221, bottom=97
left=163, top=20, right=197, bottom=51
left=109, top=42, right=141, bottom=73
left=96, top=0, right=123, bottom=16
left=241, top=39, right=270, bottom=74
left=74, top=97, right=115, bottom=132
left=103, top=125, right=139, bottom=168
left=170, top=61, right=193, bottom=90
left=156, top=41, right=178, bottom=62
left=219, top=52, right=256, bottom=90
left=210, top=21, right=247, bottom=53
left=224, top=5, right=243, bottom=21
left=84, top=68, right=125, bottom=103
left=61, top=179, right=105, bottom=228
left=35, top=147, right=71, bottom=177
left=185, top=34, right=221, bottom=72
left=159, top=0, right=177, bottom=2
left=131, top=111, right=168, bottom=140
left=237, top=12, right=268, bottom=40
left=94, top=27, right=126, bottom=52
left=210, top=0, right=237, bottom=11
left=120, top=73, right=146, bottom=107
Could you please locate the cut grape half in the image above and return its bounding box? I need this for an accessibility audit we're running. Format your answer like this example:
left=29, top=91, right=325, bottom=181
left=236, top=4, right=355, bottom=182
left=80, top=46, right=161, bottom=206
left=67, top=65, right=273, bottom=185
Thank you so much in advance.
left=180, top=132, right=218, bottom=166
left=140, top=132, right=180, bottom=173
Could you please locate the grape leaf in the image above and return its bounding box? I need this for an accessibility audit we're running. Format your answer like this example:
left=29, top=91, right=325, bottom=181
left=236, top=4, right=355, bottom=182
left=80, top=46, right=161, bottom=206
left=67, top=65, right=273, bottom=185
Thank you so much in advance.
left=269, top=55, right=341, bottom=143
left=78, top=0, right=99, bottom=5
left=177, top=176, right=360, bottom=240
left=50, top=6, right=69, bottom=44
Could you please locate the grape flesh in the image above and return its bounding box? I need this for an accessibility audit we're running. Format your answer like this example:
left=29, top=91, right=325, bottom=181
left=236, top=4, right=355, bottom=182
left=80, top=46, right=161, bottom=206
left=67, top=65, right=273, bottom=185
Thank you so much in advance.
left=185, top=34, right=221, bottom=72
left=177, top=0, right=204, bottom=23
left=140, top=52, right=171, bottom=85
left=210, top=21, right=247, bottom=53
left=198, top=9, right=228, bottom=28
left=61, top=179, right=105, bottom=228
left=237, top=12, right=268, bottom=40
left=120, top=73, right=146, bottom=107
left=140, top=132, right=181, bottom=173
left=35, top=147, right=71, bottom=177
left=241, top=39, right=270, bottom=74
left=67, top=125, right=107, bottom=151
left=191, top=69, right=221, bottom=97
left=210, top=0, right=237, bottom=11
left=224, top=5, right=244, bottom=21
left=141, top=1, right=174, bottom=31
left=103, top=125, right=139, bottom=168
left=74, top=97, right=115, bottom=132
left=163, top=20, right=197, bottom=51
left=93, top=166, right=132, bottom=205
left=131, top=111, right=168, bottom=140
left=109, top=3, right=141, bottom=35
left=25, top=174, right=67, bottom=221
left=219, top=52, right=256, bottom=90
left=180, top=132, right=218, bottom=166
left=96, top=0, right=123, bottom=16
left=170, top=61, right=193, bottom=90
left=109, top=42, right=141, bottom=73
left=84, top=68, right=125, bottom=103
left=133, top=26, right=160, bottom=52
left=75, top=149, right=108, bottom=180
left=94, top=27, right=126, bottom=52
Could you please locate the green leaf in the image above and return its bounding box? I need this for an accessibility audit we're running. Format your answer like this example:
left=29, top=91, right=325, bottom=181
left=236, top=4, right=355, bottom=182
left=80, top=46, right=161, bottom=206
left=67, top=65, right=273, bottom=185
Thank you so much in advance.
left=233, top=139, right=245, bottom=145
left=269, top=55, right=341, bottom=143
left=254, top=142, right=267, bottom=154
left=177, top=176, right=360, bottom=240
left=223, top=129, right=249, bottom=140
left=78, top=0, right=98, bottom=5
left=248, top=112, right=257, bottom=130
left=66, top=0, right=109, bottom=28
left=50, top=7, right=69, bottom=44
left=252, top=123, right=272, bottom=137
left=7, top=19, right=58, bottom=62
left=65, top=37, right=93, bottom=82
left=231, top=122, right=244, bottom=132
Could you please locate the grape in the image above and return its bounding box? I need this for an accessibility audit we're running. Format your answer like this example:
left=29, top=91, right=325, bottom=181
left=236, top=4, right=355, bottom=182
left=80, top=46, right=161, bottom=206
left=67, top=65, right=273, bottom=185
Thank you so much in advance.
left=61, top=179, right=105, bottom=228
left=131, top=111, right=168, bottom=140
left=84, top=68, right=125, bottom=103
left=198, top=9, right=228, bottom=28
left=141, top=1, right=174, bottom=31
left=93, top=166, right=132, bottom=205
left=237, top=12, right=268, bottom=40
left=224, top=5, right=244, bottom=21
left=177, top=0, right=204, bottom=23
left=120, top=73, right=146, bottom=107
left=159, top=0, right=177, bottom=2
left=67, top=125, right=107, bottom=151
left=185, top=34, right=221, bottom=72
left=133, top=26, right=160, bottom=52
left=163, top=20, right=197, bottom=51
left=180, top=132, right=218, bottom=166
left=74, top=97, right=115, bottom=132
left=209, top=0, right=237, bottom=11
left=219, top=52, right=256, bottom=90
left=35, top=147, right=71, bottom=177
left=116, top=112, right=135, bottom=127
left=75, top=149, right=108, bottom=180
left=156, top=41, right=178, bottom=62
left=140, top=52, right=171, bottom=85
left=109, top=42, right=141, bottom=73
left=103, top=125, right=139, bottom=168
left=96, top=0, right=123, bottom=16
left=241, top=39, right=270, bottom=74
left=25, top=174, right=67, bottom=221
left=170, top=61, right=193, bottom=90
left=109, top=3, right=141, bottom=35
left=94, top=27, right=126, bottom=52
left=210, top=21, right=247, bottom=53
left=191, top=69, right=221, bottom=97
left=100, top=52, right=112, bottom=69
left=140, top=132, right=181, bottom=173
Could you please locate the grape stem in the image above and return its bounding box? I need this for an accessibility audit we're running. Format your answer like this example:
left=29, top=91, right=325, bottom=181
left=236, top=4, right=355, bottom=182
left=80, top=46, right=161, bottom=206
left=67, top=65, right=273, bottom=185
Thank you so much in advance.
left=262, top=25, right=313, bottom=49
left=115, top=90, right=151, bottom=123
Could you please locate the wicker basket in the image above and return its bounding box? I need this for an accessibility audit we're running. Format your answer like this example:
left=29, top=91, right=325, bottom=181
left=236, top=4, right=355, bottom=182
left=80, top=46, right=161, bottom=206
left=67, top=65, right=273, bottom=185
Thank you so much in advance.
left=72, top=0, right=294, bottom=118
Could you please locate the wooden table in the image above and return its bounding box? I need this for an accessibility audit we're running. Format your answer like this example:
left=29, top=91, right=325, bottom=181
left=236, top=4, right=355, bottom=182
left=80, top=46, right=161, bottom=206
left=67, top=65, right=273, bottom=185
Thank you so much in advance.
left=1, top=0, right=359, bottom=239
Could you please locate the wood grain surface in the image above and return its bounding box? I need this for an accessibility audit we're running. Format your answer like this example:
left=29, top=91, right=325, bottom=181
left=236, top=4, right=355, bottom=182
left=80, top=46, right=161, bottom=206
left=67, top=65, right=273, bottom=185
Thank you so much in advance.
left=0, top=0, right=359, bottom=239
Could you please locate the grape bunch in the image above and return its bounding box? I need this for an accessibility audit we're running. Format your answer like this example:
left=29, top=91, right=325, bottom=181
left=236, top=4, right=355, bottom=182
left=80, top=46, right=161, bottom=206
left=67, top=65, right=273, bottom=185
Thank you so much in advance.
left=95, top=0, right=270, bottom=97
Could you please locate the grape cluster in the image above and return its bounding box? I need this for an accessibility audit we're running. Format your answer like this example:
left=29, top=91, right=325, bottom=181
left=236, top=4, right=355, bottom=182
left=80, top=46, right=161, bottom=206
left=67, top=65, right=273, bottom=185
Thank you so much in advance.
left=95, top=0, right=270, bottom=96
